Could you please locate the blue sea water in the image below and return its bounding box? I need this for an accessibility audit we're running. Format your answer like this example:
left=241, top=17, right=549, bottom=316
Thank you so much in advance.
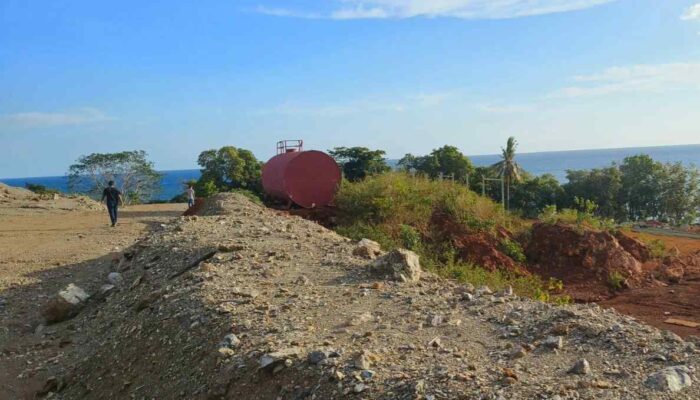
left=0, top=169, right=201, bottom=201
left=468, top=144, right=700, bottom=182
left=1, top=144, right=698, bottom=201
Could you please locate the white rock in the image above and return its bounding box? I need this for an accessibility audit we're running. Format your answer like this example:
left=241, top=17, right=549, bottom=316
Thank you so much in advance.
left=107, top=272, right=124, bottom=286
left=645, top=366, right=693, bottom=392
left=371, top=249, right=421, bottom=283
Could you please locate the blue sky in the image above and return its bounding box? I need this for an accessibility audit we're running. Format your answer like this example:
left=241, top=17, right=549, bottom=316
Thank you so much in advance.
left=1, top=0, right=699, bottom=178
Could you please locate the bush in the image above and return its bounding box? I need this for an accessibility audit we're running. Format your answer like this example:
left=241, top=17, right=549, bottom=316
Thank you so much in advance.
left=441, top=262, right=569, bottom=303
left=499, top=239, right=526, bottom=263
left=608, top=271, right=626, bottom=290
left=25, top=183, right=60, bottom=196
left=231, top=188, right=263, bottom=205
left=399, top=224, right=421, bottom=251
left=641, top=238, right=667, bottom=259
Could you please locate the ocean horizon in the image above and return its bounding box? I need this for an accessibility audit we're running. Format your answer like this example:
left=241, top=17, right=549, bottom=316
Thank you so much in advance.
left=2, top=144, right=698, bottom=201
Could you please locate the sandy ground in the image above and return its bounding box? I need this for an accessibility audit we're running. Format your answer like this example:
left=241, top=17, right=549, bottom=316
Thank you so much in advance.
left=0, top=203, right=185, bottom=399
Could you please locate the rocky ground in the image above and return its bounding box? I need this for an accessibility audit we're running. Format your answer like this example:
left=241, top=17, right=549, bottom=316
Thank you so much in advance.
left=3, top=193, right=696, bottom=399
left=0, top=201, right=185, bottom=398
left=0, top=183, right=103, bottom=215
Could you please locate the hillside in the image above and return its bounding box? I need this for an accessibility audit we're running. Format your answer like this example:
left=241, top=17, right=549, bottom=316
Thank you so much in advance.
left=8, top=193, right=695, bottom=399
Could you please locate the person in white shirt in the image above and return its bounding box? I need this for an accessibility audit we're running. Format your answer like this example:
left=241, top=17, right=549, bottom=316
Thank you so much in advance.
left=186, top=185, right=195, bottom=208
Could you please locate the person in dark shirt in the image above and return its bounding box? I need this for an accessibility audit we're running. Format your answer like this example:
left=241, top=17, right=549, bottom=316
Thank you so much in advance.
left=101, top=180, right=123, bottom=227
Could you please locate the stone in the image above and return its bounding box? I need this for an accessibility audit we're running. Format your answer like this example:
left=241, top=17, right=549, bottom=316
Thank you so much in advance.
left=220, top=334, right=241, bottom=349
left=568, top=359, right=591, bottom=375
left=218, top=347, right=235, bottom=357
left=645, top=366, right=692, bottom=392
left=353, top=238, right=382, bottom=259
left=353, top=350, right=377, bottom=370
left=371, top=249, right=422, bottom=283
left=476, top=286, right=493, bottom=296
left=426, top=314, right=443, bottom=327
left=510, top=346, right=528, bottom=359
left=307, top=350, right=328, bottom=365
left=543, top=336, right=564, bottom=350
left=107, top=272, right=123, bottom=286
left=259, top=347, right=302, bottom=370
left=42, top=284, right=90, bottom=323
left=461, top=293, right=474, bottom=302
left=360, top=369, right=376, bottom=381
left=353, top=383, right=367, bottom=393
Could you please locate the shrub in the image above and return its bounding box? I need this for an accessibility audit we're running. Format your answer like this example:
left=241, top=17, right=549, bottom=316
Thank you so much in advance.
left=399, top=224, right=421, bottom=251
left=441, top=262, right=569, bottom=303
left=499, top=239, right=526, bottom=263
left=608, top=271, right=626, bottom=290
left=25, top=183, right=60, bottom=196
left=231, top=188, right=263, bottom=205
left=642, top=238, right=667, bottom=259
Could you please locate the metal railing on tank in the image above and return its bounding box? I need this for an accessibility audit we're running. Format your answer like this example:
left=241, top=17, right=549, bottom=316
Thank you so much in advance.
left=276, top=140, right=304, bottom=155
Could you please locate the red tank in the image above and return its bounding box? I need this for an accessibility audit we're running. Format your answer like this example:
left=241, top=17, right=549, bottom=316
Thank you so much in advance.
left=262, top=140, right=342, bottom=208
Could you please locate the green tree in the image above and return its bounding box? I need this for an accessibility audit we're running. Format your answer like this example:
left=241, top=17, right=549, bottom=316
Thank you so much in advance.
left=563, top=166, right=624, bottom=220
left=399, top=145, right=474, bottom=182
left=68, top=150, right=162, bottom=204
left=491, top=137, right=523, bottom=210
left=511, top=174, right=565, bottom=218
left=658, top=162, right=700, bottom=225
left=196, top=146, right=262, bottom=196
left=329, top=147, right=390, bottom=181
left=619, top=155, right=664, bottom=221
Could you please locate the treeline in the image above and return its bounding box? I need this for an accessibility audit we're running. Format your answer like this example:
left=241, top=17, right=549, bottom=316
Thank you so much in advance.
left=324, top=140, right=700, bottom=225
left=187, top=141, right=699, bottom=225
left=65, top=141, right=699, bottom=224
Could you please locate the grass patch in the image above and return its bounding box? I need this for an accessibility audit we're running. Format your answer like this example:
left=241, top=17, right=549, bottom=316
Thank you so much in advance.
left=334, top=172, right=569, bottom=304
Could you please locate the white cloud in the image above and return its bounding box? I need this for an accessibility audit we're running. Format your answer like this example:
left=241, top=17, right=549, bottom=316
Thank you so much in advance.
left=681, top=3, right=700, bottom=20
left=0, top=108, right=113, bottom=128
left=550, top=63, right=700, bottom=98
left=254, top=0, right=616, bottom=20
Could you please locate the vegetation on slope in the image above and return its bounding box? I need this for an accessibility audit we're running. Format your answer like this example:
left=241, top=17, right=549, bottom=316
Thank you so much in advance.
left=333, top=172, right=565, bottom=301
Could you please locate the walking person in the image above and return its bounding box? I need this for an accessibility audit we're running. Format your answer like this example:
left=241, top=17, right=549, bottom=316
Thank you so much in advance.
left=101, top=180, right=123, bottom=227
left=186, top=185, right=196, bottom=208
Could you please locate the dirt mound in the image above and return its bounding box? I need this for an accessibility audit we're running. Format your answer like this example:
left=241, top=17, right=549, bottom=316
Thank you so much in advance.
left=0, top=182, right=34, bottom=201
left=428, top=211, right=527, bottom=274
left=9, top=194, right=700, bottom=399
left=614, top=231, right=652, bottom=262
left=0, top=183, right=103, bottom=214
left=525, top=222, right=643, bottom=301
left=194, top=192, right=253, bottom=216
left=656, top=250, right=700, bottom=283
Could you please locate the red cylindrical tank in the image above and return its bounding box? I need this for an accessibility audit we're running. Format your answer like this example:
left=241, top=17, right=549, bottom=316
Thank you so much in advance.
left=262, top=150, right=341, bottom=208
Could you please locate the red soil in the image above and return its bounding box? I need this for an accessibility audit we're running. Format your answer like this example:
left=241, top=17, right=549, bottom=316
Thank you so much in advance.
left=524, top=222, right=644, bottom=301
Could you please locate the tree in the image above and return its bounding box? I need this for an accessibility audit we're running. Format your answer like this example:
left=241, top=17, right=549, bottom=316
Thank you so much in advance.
left=329, top=147, right=390, bottom=182
left=399, top=145, right=474, bottom=182
left=658, top=162, right=700, bottom=225
left=563, top=166, right=624, bottom=220
left=68, top=150, right=162, bottom=204
left=491, top=137, right=523, bottom=210
left=511, top=174, right=565, bottom=218
left=196, top=146, right=262, bottom=196
left=619, top=155, right=664, bottom=221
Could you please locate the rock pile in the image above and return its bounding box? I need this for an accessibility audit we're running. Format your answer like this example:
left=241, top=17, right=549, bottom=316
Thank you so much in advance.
left=30, top=193, right=699, bottom=399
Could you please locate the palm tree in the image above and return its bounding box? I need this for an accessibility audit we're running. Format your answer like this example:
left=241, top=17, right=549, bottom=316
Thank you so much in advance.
left=491, top=137, right=523, bottom=210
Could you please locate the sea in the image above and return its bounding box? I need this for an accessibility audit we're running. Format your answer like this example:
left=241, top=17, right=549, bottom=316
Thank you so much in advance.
left=2, top=144, right=698, bottom=201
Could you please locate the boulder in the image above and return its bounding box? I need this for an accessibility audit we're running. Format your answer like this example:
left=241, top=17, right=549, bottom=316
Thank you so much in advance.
left=107, top=272, right=124, bottom=286
left=371, top=249, right=422, bottom=283
left=645, top=366, right=693, bottom=392
left=42, top=284, right=90, bottom=323
left=353, top=239, right=382, bottom=260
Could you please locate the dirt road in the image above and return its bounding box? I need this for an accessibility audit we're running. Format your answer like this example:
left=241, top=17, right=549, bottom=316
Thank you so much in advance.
left=0, top=204, right=185, bottom=398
